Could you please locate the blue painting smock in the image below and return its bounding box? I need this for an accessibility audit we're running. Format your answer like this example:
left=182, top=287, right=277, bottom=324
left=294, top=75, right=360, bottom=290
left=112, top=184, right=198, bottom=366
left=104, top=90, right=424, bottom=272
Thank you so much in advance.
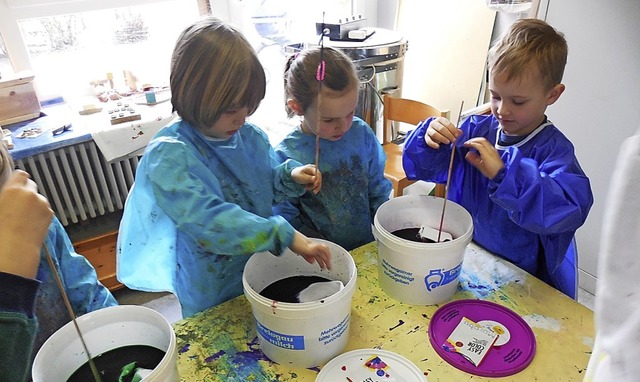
left=273, top=117, right=392, bottom=251
left=117, top=119, right=306, bottom=317
left=34, top=216, right=117, bottom=355
left=403, top=115, right=593, bottom=291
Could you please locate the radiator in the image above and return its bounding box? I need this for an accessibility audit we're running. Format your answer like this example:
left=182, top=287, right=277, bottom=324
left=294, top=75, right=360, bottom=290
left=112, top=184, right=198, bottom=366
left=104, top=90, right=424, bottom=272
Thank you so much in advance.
left=15, top=141, right=139, bottom=226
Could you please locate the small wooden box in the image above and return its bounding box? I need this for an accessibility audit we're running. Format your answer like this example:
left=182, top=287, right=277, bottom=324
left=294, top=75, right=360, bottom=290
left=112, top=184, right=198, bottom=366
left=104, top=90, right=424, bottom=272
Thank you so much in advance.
left=73, top=230, right=124, bottom=291
left=0, top=71, right=41, bottom=126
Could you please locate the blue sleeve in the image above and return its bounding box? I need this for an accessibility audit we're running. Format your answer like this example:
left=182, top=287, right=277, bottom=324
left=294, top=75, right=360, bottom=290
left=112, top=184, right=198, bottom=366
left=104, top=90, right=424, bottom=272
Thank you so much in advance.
left=47, top=218, right=118, bottom=314
left=272, top=141, right=303, bottom=227
left=488, top=144, right=594, bottom=235
left=261, top=126, right=306, bottom=202
left=272, top=158, right=306, bottom=203
left=146, top=141, right=295, bottom=256
left=403, top=117, right=454, bottom=183
left=273, top=198, right=303, bottom=230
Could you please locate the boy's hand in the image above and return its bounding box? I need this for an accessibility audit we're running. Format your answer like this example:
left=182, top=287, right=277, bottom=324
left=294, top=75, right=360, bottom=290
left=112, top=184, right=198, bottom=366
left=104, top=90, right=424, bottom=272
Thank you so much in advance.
left=425, top=117, right=463, bottom=149
left=0, top=171, right=54, bottom=279
left=292, top=164, right=322, bottom=194
left=290, top=231, right=332, bottom=270
left=463, top=137, right=504, bottom=180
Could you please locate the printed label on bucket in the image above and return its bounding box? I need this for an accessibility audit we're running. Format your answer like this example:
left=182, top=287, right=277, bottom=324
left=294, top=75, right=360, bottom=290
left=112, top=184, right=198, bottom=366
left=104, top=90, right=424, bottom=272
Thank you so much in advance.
left=256, top=321, right=305, bottom=350
left=425, top=264, right=462, bottom=291
left=381, top=259, right=416, bottom=285
left=318, top=315, right=350, bottom=345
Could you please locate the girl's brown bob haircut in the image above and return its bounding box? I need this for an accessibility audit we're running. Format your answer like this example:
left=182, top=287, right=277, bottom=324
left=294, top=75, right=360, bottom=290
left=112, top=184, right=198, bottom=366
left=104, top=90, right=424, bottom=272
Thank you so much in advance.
left=170, top=17, right=266, bottom=131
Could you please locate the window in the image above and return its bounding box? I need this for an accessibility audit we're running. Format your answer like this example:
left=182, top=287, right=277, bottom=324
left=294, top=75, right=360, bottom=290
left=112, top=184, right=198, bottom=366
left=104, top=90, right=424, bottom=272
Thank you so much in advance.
left=1, top=0, right=203, bottom=102
left=1, top=0, right=367, bottom=143
left=231, top=0, right=355, bottom=144
left=0, top=35, right=11, bottom=79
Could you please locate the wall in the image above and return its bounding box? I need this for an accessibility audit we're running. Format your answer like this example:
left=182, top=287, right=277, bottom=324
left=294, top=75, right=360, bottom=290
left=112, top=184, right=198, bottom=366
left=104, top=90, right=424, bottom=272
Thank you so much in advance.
left=541, top=0, right=640, bottom=293
left=396, top=0, right=496, bottom=122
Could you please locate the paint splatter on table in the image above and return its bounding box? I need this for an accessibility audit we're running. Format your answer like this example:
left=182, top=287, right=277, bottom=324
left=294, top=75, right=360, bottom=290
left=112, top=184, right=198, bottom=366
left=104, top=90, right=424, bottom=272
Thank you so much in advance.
left=173, top=241, right=594, bottom=381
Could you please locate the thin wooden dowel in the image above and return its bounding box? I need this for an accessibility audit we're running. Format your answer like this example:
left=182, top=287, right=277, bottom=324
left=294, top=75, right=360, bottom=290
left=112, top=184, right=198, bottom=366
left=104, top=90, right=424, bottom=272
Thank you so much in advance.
left=43, top=245, right=102, bottom=382
left=437, top=101, right=465, bottom=242
left=314, top=14, right=327, bottom=177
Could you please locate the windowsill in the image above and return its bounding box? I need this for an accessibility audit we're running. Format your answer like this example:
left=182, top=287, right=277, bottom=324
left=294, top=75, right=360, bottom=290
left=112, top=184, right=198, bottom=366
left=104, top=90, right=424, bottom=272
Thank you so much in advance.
left=5, top=97, right=174, bottom=161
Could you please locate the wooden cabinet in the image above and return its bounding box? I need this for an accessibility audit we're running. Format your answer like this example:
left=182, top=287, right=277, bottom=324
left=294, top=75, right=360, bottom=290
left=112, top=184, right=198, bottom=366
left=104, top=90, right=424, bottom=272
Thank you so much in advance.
left=0, top=71, right=41, bottom=126
left=73, top=230, right=123, bottom=291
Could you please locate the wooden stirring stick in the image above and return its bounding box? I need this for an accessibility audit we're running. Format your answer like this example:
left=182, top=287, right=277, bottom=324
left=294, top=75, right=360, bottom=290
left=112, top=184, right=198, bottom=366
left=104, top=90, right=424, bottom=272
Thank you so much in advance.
left=43, top=245, right=103, bottom=382
left=437, top=101, right=465, bottom=242
left=314, top=14, right=327, bottom=179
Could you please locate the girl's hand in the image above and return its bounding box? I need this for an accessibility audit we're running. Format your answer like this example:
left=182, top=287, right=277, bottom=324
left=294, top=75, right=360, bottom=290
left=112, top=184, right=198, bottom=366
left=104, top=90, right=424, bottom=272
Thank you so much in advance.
left=292, top=164, right=322, bottom=194
left=425, top=117, right=463, bottom=149
left=0, top=171, right=54, bottom=279
left=463, top=137, right=504, bottom=180
left=290, top=231, right=332, bottom=270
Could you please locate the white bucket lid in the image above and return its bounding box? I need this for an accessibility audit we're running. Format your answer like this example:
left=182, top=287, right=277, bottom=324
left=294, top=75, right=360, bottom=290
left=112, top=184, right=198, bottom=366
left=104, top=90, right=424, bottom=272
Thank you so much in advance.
left=316, top=348, right=427, bottom=382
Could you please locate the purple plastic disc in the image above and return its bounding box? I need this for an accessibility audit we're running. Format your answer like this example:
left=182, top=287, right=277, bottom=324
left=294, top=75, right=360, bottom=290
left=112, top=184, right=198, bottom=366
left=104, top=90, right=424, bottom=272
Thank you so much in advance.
left=428, top=299, right=536, bottom=377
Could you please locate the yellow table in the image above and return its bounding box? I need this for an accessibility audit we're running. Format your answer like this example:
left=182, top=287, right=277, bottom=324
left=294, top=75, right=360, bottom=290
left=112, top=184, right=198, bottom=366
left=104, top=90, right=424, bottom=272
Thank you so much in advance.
left=173, top=242, right=594, bottom=381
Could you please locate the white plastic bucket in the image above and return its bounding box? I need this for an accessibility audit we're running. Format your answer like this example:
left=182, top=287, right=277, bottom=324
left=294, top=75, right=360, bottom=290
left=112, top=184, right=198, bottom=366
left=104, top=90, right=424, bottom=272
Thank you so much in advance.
left=373, top=194, right=473, bottom=305
left=32, top=305, right=178, bottom=382
left=242, top=239, right=357, bottom=368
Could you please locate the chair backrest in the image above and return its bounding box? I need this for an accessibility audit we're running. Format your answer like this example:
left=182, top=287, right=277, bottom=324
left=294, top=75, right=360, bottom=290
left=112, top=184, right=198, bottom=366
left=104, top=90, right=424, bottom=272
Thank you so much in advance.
left=553, top=237, right=579, bottom=299
left=382, top=94, right=450, bottom=144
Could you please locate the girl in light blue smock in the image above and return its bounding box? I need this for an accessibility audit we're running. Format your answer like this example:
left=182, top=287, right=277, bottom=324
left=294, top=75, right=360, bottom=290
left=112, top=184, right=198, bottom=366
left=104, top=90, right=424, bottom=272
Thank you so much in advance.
left=117, top=17, right=331, bottom=318
left=274, top=47, right=392, bottom=251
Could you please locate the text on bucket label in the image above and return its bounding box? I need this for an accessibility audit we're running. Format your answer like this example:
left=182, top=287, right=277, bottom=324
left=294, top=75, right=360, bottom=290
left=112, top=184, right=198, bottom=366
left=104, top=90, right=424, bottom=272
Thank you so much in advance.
left=381, top=259, right=415, bottom=285
left=256, top=321, right=305, bottom=350
left=318, top=314, right=350, bottom=345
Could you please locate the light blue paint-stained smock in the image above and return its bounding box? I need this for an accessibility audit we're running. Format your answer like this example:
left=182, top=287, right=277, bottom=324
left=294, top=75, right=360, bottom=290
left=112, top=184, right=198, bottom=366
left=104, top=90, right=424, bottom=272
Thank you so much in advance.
left=273, top=117, right=392, bottom=251
left=117, top=120, right=306, bottom=317
left=403, top=114, right=593, bottom=292
left=34, top=216, right=117, bottom=354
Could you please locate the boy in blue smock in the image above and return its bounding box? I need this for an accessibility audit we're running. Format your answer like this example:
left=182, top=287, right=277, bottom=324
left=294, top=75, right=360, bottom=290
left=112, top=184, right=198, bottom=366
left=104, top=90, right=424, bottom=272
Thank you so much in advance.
left=274, top=47, right=392, bottom=251
left=403, top=18, right=593, bottom=297
left=117, top=18, right=331, bottom=318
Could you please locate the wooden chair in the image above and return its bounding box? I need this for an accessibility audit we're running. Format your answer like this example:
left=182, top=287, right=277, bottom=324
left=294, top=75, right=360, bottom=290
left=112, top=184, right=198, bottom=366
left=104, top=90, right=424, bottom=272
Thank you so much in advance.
left=382, top=94, right=449, bottom=197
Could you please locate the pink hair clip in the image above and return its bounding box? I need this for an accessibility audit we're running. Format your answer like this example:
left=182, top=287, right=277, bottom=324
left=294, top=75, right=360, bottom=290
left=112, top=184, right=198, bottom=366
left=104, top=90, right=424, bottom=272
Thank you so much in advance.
left=316, top=60, right=326, bottom=82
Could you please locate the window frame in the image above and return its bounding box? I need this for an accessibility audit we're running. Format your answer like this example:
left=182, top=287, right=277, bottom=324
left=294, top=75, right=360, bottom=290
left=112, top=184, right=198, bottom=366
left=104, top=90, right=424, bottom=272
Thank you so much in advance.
left=0, top=0, right=209, bottom=75
left=0, top=0, right=373, bottom=96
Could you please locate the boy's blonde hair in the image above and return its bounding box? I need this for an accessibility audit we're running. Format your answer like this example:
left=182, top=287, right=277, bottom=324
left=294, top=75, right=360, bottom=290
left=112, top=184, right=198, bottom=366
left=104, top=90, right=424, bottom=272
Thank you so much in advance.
left=284, top=47, right=358, bottom=118
left=170, top=17, right=266, bottom=131
left=488, top=18, right=567, bottom=91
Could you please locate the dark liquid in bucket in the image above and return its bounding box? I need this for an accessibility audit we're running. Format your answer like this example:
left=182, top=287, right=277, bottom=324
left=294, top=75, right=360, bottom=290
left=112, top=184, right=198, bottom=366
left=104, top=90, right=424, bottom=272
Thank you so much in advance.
left=260, top=275, right=333, bottom=303
left=392, top=227, right=452, bottom=243
left=66, top=345, right=165, bottom=382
